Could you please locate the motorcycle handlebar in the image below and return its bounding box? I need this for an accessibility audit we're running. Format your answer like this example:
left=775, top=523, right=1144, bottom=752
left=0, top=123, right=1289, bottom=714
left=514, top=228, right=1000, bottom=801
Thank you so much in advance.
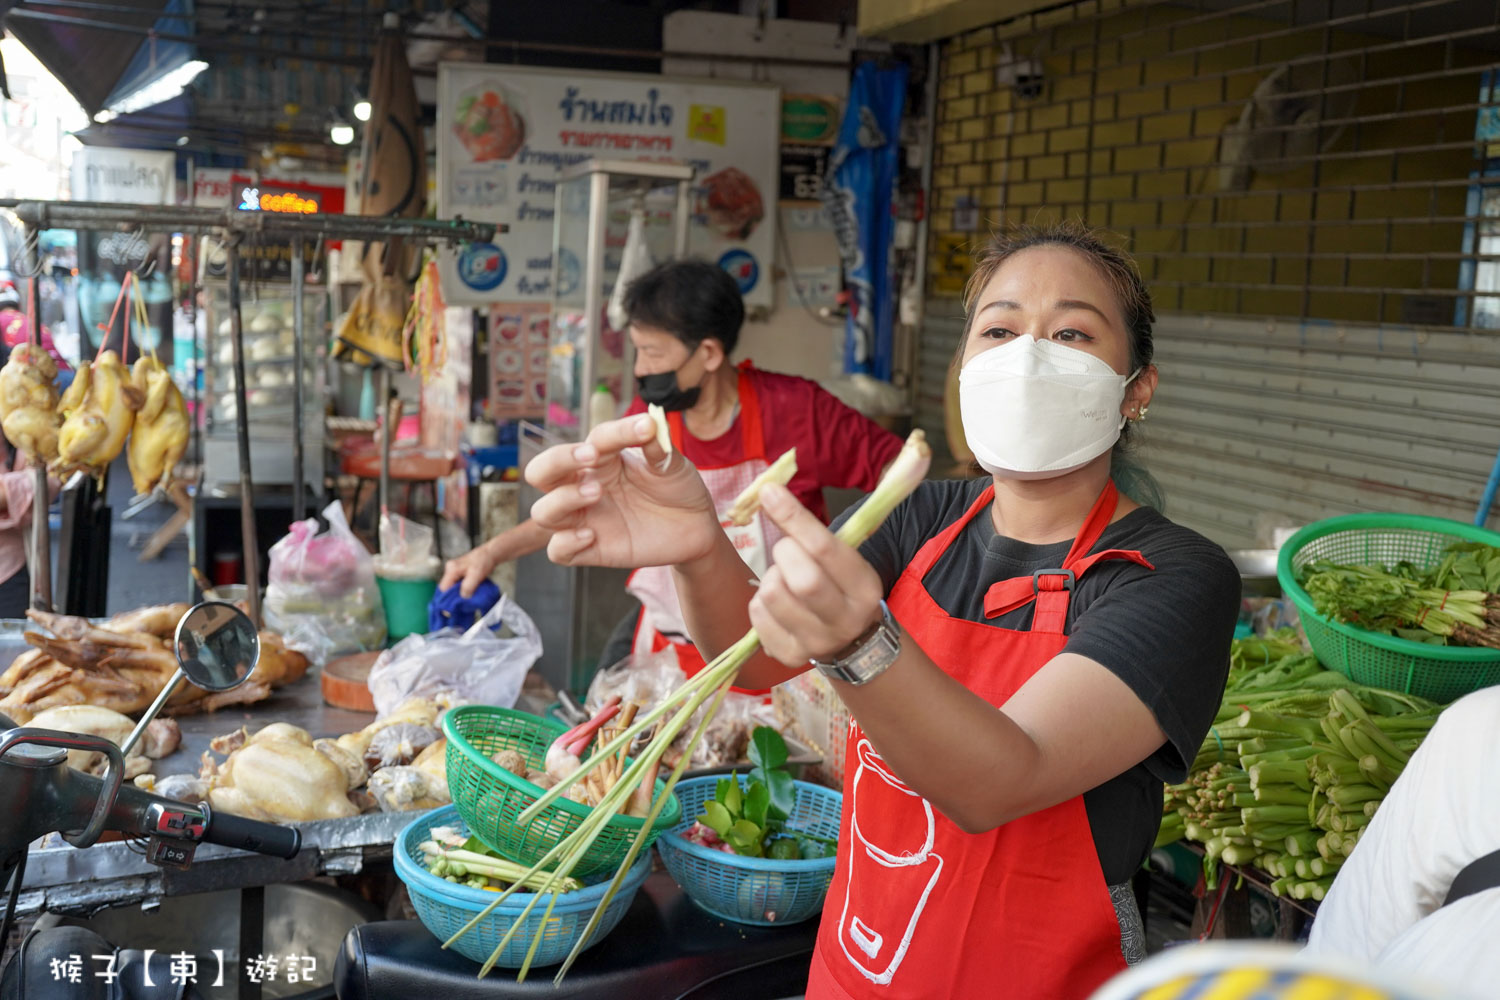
left=106, top=782, right=301, bottom=860
left=202, top=804, right=301, bottom=859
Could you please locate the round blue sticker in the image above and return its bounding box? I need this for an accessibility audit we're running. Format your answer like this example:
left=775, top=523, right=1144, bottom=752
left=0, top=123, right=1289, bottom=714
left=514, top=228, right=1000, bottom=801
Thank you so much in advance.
left=458, top=243, right=507, bottom=292
left=718, top=249, right=759, bottom=295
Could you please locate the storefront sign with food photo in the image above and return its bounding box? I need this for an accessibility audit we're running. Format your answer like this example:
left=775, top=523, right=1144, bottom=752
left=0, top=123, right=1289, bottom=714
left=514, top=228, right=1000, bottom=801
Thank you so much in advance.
left=436, top=64, right=780, bottom=309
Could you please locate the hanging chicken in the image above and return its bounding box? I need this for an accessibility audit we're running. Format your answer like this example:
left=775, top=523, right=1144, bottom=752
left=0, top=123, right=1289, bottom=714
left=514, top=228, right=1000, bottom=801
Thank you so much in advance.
left=0, top=343, right=63, bottom=463
left=126, top=354, right=189, bottom=495
left=54, top=349, right=143, bottom=480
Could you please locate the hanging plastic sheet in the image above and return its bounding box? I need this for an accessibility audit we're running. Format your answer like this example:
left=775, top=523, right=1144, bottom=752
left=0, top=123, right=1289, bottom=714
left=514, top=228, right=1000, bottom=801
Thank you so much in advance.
left=821, top=61, right=908, bottom=381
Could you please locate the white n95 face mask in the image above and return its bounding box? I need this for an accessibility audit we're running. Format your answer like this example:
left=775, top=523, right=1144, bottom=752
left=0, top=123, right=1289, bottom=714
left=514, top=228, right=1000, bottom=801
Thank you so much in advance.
left=958, top=335, right=1139, bottom=480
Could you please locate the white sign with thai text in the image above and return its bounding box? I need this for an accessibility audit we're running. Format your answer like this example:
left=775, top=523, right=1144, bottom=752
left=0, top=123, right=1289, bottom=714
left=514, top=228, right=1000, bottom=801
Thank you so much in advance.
left=437, top=63, right=779, bottom=308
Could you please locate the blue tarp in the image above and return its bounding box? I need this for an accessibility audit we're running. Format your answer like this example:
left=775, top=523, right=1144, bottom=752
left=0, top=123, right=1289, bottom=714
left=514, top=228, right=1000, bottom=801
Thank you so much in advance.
left=821, top=61, right=908, bottom=381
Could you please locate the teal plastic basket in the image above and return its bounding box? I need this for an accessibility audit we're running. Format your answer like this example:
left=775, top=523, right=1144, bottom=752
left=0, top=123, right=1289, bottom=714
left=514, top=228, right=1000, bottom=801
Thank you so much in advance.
left=393, top=805, right=651, bottom=968
left=1277, top=513, right=1500, bottom=703
left=655, top=774, right=842, bottom=926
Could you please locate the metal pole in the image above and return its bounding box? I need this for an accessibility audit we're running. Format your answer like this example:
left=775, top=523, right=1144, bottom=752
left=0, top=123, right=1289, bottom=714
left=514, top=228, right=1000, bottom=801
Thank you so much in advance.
left=290, top=236, right=306, bottom=523
left=377, top=364, right=391, bottom=534
left=25, top=226, right=51, bottom=612
left=2, top=202, right=499, bottom=244
left=226, top=241, right=261, bottom=628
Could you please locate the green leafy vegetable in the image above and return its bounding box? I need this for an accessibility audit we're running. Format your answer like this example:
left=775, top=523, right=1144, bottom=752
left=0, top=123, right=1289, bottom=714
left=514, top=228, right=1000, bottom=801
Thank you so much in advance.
left=693, top=725, right=835, bottom=858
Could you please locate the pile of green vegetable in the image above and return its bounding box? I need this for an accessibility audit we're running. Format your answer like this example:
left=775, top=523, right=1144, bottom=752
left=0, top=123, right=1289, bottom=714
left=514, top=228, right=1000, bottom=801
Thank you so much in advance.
left=422, top=824, right=583, bottom=894
left=682, top=727, right=837, bottom=860
left=1300, top=540, right=1500, bottom=648
left=1160, top=631, right=1443, bottom=901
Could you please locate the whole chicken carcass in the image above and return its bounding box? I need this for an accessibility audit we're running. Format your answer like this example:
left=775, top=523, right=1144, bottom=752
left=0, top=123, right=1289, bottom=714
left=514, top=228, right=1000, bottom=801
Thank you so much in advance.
left=26, top=705, right=180, bottom=779
left=207, top=727, right=359, bottom=823
left=126, top=355, right=189, bottom=496
left=0, top=343, right=62, bottom=463
left=55, top=350, right=144, bottom=479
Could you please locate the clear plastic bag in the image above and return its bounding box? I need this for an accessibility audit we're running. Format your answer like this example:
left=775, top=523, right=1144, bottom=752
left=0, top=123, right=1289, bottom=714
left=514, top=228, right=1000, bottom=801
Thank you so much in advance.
left=264, top=500, right=386, bottom=665
left=372, top=511, right=442, bottom=581
left=584, top=651, right=778, bottom=771
left=367, top=594, right=542, bottom=719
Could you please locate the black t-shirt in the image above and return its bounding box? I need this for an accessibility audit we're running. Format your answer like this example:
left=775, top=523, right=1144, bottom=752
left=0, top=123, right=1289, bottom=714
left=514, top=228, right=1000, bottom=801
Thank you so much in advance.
left=832, top=478, right=1239, bottom=884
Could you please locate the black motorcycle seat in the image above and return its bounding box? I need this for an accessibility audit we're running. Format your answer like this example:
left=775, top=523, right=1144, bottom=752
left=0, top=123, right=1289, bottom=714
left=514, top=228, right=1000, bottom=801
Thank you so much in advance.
left=334, top=873, right=818, bottom=1000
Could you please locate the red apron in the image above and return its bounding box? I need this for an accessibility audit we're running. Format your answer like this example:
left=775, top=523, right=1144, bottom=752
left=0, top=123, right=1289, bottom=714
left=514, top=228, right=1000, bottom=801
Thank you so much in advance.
left=626, top=364, right=780, bottom=694
left=807, top=480, right=1154, bottom=1000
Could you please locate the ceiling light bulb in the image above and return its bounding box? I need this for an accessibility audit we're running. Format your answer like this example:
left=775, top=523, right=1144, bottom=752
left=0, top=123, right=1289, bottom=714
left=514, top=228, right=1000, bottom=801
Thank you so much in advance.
left=330, top=123, right=355, bottom=146
left=353, top=100, right=371, bottom=122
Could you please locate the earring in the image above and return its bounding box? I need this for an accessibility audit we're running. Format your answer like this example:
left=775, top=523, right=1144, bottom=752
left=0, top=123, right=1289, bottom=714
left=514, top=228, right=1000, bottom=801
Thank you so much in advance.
left=1139, top=405, right=1149, bottom=420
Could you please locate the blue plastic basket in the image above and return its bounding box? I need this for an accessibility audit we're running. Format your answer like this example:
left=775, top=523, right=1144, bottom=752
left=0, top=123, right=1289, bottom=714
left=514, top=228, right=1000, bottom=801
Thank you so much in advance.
left=655, top=774, right=842, bottom=926
left=393, top=805, right=652, bottom=968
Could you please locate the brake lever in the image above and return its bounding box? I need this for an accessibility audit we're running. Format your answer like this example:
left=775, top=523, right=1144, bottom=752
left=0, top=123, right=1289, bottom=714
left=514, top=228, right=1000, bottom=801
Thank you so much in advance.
left=0, top=728, right=123, bottom=849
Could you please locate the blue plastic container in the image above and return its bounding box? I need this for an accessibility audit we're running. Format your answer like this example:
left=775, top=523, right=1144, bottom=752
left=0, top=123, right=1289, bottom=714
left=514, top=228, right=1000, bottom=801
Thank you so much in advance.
left=393, top=805, right=652, bottom=968
left=655, top=774, right=843, bottom=926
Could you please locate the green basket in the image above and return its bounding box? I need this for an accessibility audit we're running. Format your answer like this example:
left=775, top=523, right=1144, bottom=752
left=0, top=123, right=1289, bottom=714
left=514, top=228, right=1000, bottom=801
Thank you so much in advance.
left=442, top=705, right=682, bottom=880
left=1276, top=513, right=1500, bottom=703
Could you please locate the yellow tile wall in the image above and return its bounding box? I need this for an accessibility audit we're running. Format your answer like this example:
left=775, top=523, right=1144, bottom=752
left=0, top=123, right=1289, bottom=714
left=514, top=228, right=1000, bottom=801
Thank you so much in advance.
left=928, top=2, right=1488, bottom=326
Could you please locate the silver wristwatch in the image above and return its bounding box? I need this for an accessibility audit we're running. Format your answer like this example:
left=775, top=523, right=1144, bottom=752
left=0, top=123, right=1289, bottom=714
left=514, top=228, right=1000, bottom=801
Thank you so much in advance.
left=810, top=601, right=901, bottom=686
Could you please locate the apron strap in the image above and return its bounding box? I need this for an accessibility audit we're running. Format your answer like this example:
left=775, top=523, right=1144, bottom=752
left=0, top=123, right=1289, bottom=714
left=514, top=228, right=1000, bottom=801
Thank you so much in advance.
left=910, top=484, right=996, bottom=581
left=981, top=482, right=1154, bottom=633
left=666, top=365, right=766, bottom=461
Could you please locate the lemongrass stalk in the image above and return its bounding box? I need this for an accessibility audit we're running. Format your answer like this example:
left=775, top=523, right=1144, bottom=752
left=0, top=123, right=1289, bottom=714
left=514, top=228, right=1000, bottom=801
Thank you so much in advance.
left=553, top=673, right=738, bottom=983
left=834, top=430, right=929, bottom=548
left=518, top=430, right=930, bottom=827
left=516, top=657, right=729, bottom=824
left=500, top=661, right=739, bottom=980
left=725, top=448, right=798, bottom=526
left=648, top=403, right=671, bottom=470
left=476, top=837, right=597, bottom=978
left=469, top=651, right=744, bottom=976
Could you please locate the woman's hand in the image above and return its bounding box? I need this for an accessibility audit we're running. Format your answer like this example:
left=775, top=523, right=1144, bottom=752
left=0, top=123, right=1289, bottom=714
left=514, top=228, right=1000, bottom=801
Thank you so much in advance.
left=527, top=414, right=719, bottom=569
left=439, top=543, right=500, bottom=598
left=750, top=483, right=885, bottom=667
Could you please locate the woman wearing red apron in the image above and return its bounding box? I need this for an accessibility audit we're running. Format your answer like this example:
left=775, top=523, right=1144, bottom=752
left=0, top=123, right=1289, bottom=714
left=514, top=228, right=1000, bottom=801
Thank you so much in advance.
left=527, top=223, right=1241, bottom=998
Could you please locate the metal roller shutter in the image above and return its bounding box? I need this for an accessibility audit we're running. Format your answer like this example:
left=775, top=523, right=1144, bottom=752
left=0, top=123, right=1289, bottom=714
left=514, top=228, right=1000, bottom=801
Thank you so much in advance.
left=920, top=0, right=1500, bottom=546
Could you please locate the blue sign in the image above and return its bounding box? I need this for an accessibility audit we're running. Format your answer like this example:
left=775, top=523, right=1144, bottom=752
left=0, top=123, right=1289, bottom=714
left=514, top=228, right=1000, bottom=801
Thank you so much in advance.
left=718, top=249, right=759, bottom=295
left=458, top=243, right=507, bottom=292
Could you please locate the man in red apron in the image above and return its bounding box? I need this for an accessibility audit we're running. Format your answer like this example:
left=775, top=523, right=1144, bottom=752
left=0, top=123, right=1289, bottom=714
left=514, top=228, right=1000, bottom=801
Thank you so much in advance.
left=440, top=259, right=903, bottom=684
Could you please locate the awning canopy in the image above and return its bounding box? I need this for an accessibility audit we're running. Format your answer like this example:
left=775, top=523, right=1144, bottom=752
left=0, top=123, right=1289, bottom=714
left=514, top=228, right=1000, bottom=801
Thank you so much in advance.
left=1, top=0, right=194, bottom=118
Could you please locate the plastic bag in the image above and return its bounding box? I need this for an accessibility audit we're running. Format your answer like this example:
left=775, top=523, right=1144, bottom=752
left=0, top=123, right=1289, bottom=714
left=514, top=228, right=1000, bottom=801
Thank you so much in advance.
left=264, top=500, right=386, bottom=665
left=372, top=511, right=442, bottom=581
left=585, top=652, right=778, bottom=771
left=606, top=198, right=653, bottom=332
left=368, top=594, right=542, bottom=718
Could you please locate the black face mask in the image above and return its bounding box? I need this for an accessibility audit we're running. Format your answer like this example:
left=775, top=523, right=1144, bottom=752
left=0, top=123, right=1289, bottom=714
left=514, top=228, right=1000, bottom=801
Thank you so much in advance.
left=636, top=365, right=702, bottom=412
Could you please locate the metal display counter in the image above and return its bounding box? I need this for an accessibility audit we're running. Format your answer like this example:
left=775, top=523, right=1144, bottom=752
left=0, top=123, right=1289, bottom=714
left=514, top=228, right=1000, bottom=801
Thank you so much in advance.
left=3, top=645, right=563, bottom=922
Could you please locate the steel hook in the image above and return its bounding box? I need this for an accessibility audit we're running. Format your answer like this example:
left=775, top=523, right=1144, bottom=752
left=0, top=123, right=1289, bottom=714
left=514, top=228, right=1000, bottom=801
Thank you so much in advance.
left=12, top=231, right=43, bottom=279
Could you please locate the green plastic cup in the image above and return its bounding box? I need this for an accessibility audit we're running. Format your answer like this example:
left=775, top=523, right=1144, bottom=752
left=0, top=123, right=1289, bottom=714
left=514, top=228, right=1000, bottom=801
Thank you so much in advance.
left=376, top=575, right=437, bottom=640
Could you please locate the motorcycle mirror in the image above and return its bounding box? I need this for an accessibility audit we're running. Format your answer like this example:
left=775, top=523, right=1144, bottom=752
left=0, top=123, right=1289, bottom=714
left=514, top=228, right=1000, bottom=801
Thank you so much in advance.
left=174, top=601, right=260, bottom=692
left=119, top=602, right=260, bottom=757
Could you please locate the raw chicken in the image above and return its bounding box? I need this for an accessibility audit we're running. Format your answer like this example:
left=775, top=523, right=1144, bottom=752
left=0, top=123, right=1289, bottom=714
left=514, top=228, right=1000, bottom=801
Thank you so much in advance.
left=206, top=728, right=359, bottom=823
left=126, top=355, right=189, bottom=496
left=26, top=705, right=180, bottom=778
left=0, top=343, right=62, bottom=463
left=55, top=350, right=143, bottom=480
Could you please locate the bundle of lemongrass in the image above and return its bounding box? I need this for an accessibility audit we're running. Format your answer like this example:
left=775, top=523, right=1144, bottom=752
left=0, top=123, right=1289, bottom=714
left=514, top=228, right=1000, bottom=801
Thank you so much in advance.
left=442, top=425, right=931, bottom=982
